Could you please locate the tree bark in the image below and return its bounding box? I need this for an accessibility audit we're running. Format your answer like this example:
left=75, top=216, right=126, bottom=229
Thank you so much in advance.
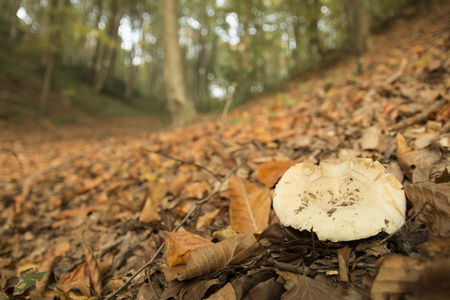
left=162, top=0, right=197, bottom=126
left=9, top=0, right=20, bottom=41
left=342, top=0, right=372, bottom=56
left=93, top=0, right=121, bottom=93
left=39, top=0, right=60, bottom=111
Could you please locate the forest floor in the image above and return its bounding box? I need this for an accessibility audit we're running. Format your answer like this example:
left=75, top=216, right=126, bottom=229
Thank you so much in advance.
left=1, top=1, right=450, bottom=299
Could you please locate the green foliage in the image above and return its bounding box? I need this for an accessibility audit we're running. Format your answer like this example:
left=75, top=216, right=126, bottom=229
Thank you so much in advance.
left=1, top=269, right=47, bottom=300
left=1, top=0, right=415, bottom=120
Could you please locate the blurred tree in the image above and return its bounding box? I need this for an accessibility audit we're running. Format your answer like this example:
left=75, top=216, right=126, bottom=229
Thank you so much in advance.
left=162, top=0, right=197, bottom=125
left=342, top=0, right=372, bottom=56
left=40, top=0, right=63, bottom=111
left=93, top=0, right=122, bottom=92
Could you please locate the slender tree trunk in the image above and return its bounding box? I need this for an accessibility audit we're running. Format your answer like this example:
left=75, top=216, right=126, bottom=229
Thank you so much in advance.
left=9, top=0, right=20, bottom=41
left=124, top=49, right=138, bottom=99
left=308, top=0, right=322, bottom=58
left=162, top=0, right=197, bottom=126
left=93, top=0, right=121, bottom=93
left=342, top=0, right=372, bottom=56
left=39, top=0, right=60, bottom=111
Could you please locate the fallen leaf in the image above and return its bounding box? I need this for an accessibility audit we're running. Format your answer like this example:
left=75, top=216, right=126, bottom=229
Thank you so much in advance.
left=276, top=270, right=344, bottom=299
left=405, top=182, right=450, bottom=236
left=31, top=256, right=58, bottom=297
left=196, top=208, right=221, bottom=231
left=82, top=242, right=102, bottom=296
left=56, top=263, right=91, bottom=297
left=185, top=180, right=212, bottom=199
left=245, top=277, right=285, bottom=300
left=212, top=225, right=239, bottom=241
left=163, top=232, right=259, bottom=281
left=228, top=176, right=271, bottom=233
left=139, top=196, right=161, bottom=223
left=360, top=126, right=380, bottom=150
left=337, top=246, right=351, bottom=282
left=170, top=173, right=191, bottom=196
left=256, top=161, right=295, bottom=188
left=417, top=258, right=450, bottom=299
left=148, top=179, right=169, bottom=202
left=396, top=133, right=416, bottom=180
left=165, top=231, right=214, bottom=266
left=418, top=236, right=450, bottom=258
left=370, top=255, right=430, bottom=300
left=57, top=204, right=101, bottom=219
left=204, top=282, right=236, bottom=300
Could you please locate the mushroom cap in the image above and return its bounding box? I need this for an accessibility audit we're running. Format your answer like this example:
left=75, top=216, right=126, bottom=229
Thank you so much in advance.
left=273, top=158, right=406, bottom=242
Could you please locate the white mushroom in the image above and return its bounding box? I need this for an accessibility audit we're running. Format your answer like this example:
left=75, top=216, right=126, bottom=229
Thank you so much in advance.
left=273, top=158, right=406, bottom=242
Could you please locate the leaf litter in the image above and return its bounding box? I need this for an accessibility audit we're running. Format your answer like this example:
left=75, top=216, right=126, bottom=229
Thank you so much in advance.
left=1, top=2, right=450, bottom=299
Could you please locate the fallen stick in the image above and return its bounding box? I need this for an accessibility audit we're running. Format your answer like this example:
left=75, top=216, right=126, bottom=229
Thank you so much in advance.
left=387, top=100, right=445, bottom=132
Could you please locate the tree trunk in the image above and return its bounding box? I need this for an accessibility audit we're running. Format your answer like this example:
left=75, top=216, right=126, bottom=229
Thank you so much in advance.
left=39, top=0, right=60, bottom=111
left=342, top=0, right=372, bottom=56
left=9, top=0, right=20, bottom=41
left=308, top=0, right=322, bottom=58
left=93, top=0, right=121, bottom=93
left=162, top=0, right=197, bottom=126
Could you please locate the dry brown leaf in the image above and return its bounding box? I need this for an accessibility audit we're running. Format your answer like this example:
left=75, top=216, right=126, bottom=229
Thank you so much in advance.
left=56, top=263, right=91, bottom=297
left=148, top=179, right=168, bottom=202
left=31, top=256, right=58, bottom=297
left=418, top=236, right=450, bottom=258
left=396, top=132, right=416, bottom=180
left=370, top=255, right=431, bottom=300
left=276, top=270, right=344, bottom=300
left=204, top=282, right=237, bottom=300
left=256, top=161, right=295, bottom=188
left=208, top=138, right=231, bottom=162
left=228, top=176, right=271, bottom=233
left=163, top=232, right=259, bottom=281
left=212, top=225, right=239, bottom=241
left=185, top=180, right=212, bottom=199
left=417, top=258, right=450, bottom=299
left=139, top=196, right=161, bottom=223
left=165, top=231, right=214, bottom=266
left=82, top=242, right=102, bottom=296
left=170, top=173, right=191, bottom=196
left=196, top=208, right=221, bottom=231
left=405, top=182, right=450, bottom=236
left=57, top=204, right=101, bottom=219
left=360, top=126, right=380, bottom=150
left=337, top=246, right=351, bottom=282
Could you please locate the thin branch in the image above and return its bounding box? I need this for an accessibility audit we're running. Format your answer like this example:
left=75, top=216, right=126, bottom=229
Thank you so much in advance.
left=140, top=147, right=221, bottom=181
left=222, top=81, right=237, bottom=126
left=380, top=200, right=429, bottom=244
left=104, top=160, right=241, bottom=300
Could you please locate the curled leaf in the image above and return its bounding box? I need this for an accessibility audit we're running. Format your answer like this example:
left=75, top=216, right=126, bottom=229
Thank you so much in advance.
left=405, top=182, right=450, bottom=236
left=396, top=133, right=416, bottom=180
left=166, top=231, right=214, bottom=266
left=163, top=232, right=259, bottom=281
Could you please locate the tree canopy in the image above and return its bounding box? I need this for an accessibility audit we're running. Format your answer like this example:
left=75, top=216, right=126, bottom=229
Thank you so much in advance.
left=1, top=0, right=411, bottom=116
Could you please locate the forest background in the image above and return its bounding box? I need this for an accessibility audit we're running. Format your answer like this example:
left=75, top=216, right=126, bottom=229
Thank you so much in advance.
left=0, top=0, right=413, bottom=127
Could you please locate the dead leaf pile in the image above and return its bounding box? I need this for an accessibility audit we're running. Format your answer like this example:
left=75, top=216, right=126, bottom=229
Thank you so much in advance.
left=1, top=2, right=450, bottom=299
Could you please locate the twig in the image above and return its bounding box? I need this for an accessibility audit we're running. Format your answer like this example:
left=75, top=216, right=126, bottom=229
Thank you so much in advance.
left=387, top=100, right=444, bottom=131
left=222, top=81, right=237, bottom=126
left=104, top=160, right=241, bottom=300
left=140, top=147, right=221, bottom=181
left=385, top=58, right=407, bottom=84
left=380, top=200, right=429, bottom=244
